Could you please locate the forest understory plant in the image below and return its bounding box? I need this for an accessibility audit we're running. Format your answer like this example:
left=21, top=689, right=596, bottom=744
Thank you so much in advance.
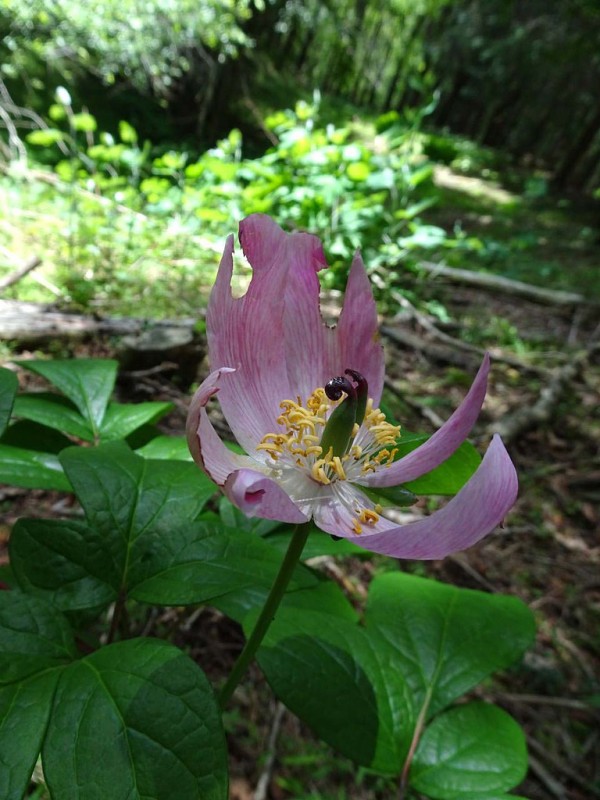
left=0, top=216, right=535, bottom=800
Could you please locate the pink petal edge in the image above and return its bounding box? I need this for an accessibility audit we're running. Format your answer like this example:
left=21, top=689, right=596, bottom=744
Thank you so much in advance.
left=315, top=434, right=518, bottom=559
left=224, top=469, right=310, bottom=524
left=186, top=367, right=256, bottom=485
left=361, top=353, right=491, bottom=488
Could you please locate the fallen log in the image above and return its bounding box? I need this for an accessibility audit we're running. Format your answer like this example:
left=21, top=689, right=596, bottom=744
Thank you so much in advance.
left=0, top=299, right=197, bottom=342
left=418, top=261, right=593, bottom=307
left=0, top=299, right=204, bottom=387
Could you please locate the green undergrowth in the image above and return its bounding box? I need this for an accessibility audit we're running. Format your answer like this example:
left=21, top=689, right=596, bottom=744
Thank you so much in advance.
left=1, top=95, right=598, bottom=321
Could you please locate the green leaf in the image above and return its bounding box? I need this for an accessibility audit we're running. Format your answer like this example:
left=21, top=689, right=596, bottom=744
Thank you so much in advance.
left=365, top=573, right=536, bottom=719
left=0, top=592, right=77, bottom=685
left=71, top=112, right=97, bottom=132
left=400, top=438, right=482, bottom=496
left=255, top=608, right=414, bottom=774
left=0, top=671, right=61, bottom=800
left=18, top=359, right=118, bottom=436
left=0, top=444, right=71, bottom=490
left=410, top=703, right=528, bottom=799
left=26, top=128, right=66, bottom=147
left=253, top=574, right=534, bottom=776
left=43, top=639, right=228, bottom=800
left=10, top=444, right=218, bottom=611
left=10, top=518, right=118, bottom=610
left=0, top=367, right=17, bottom=437
left=135, top=434, right=192, bottom=460
left=264, top=527, right=364, bottom=558
left=99, top=401, right=173, bottom=440
left=346, top=161, right=371, bottom=181
left=361, top=483, right=418, bottom=509
left=129, top=520, right=315, bottom=608
left=1, top=419, right=73, bottom=453
left=61, top=442, right=213, bottom=541
left=13, top=393, right=94, bottom=441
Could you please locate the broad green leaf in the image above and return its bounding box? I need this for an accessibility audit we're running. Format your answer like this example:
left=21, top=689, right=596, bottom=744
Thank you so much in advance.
left=410, top=703, right=528, bottom=799
left=99, top=401, right=173, bottom=440
left=1, top=419, right=72, bottom=453
left=0, top=444, right=70, bottom=490
left=253, top=574, right=534, bottom=776
left=11, top=445, right=218, bottom=611
left=0, top=592, right=77, bottom=685
left=129, top=520, right=315, bottom=607
left=60, top=442, right=214, bottom=541
left=0, top=671, right=61, bottom=800
left=365, top=573, right=536, bottom=719
left=136, top=434, right=192, bottom=460
left=18, top=359, right=118, bottom=435
left=43, top=639, right=228, bottom=800
left=0, top=367, right=17, bottom=437
left=10, top=518, right=118, bottom=611
left=13, top=393, right=94, bottom=441
left=255, top=608, right=414, bottom=774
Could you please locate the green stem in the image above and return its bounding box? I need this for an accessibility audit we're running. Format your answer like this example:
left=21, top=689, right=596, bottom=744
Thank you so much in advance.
left=219, top=521, right=312, bottom=709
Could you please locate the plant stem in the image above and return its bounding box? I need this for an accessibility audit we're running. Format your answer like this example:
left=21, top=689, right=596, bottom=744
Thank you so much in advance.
left=219, top=521, right=312, bottom=709
left=107, top=588, right=127, bottom=644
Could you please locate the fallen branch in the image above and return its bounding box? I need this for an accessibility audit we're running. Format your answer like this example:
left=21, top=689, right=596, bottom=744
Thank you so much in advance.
left=418, top=260, right=593, bottom=307
left=380, top=324, right=476, bottom=369
left=489, top=347, right=597, bottom=443
left=388, top=291, right=549, bottom=375
left=0, top=256, right=42, bottom=292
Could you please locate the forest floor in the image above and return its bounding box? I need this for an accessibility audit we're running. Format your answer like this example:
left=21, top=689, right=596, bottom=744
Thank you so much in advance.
left=3, top=275, right=599, bottom=800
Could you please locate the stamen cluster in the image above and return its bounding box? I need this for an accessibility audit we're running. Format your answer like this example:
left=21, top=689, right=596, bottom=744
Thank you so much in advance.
left=256, top=384, right=401, bottom=533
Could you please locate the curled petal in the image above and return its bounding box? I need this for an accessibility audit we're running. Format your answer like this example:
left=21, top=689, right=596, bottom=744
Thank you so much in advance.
left=224, top=469, right=310, bottom=524
left=361, top=353, right=491, bottom=488
left=186, top=367, right=257, bottom=485
left=315, top=435, right=518, bottom=559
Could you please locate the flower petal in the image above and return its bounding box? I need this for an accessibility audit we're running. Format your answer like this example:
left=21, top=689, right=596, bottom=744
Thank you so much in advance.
left=361, top=353, right=491, bottom=488
left=327, top=251, right=385, bottom=405
left=224, top=469, right=310, bottom=524
left=206, top=217, right=385, bottom=454
left=314, top=435, right=517, bottom=559
left=206, top=232, right=292, bottom=452
left=186, top=367, right=258, bottom=485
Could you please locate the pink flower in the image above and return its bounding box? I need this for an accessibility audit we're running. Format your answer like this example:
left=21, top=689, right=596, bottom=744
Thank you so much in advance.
left=187, top=215, right=518, bottom=559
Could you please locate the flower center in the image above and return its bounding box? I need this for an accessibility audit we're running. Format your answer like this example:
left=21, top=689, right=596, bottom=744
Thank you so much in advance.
left=256, top=372, right=401, bottom=494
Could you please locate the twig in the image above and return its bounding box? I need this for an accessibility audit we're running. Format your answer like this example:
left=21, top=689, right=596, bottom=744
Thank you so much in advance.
left=253, top=702, right=286, bottom=800
left=499, top=692, right=595, bottom=712
left=527, top=753, right=568, bottom=800
left=384, top=376, right=445, bottom=428
left=0, top=256, right=42, bottom=292
left=527, top=735, right=598, bottom=795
